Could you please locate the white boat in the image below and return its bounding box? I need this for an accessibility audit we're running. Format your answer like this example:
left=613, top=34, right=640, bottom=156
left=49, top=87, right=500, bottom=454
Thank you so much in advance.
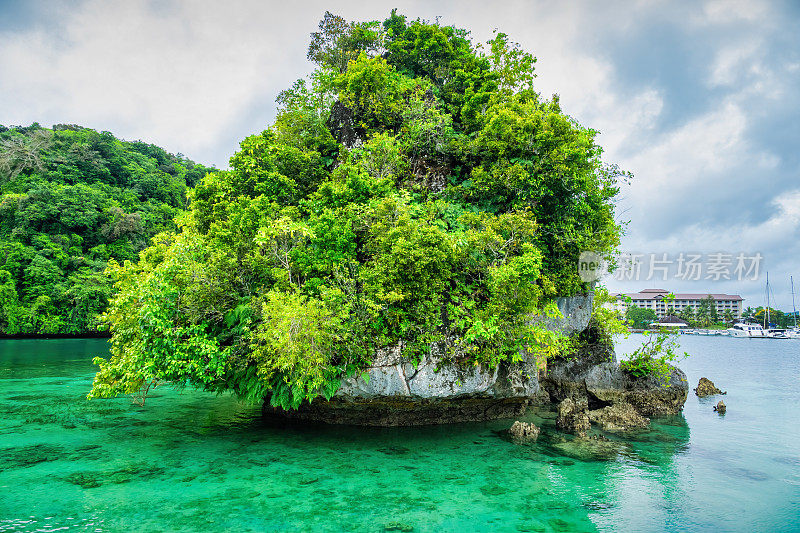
left=766, top=329, right=791, bottom=339
left=697, top=329, right=723, bottom=336
left=727, top=323, right=768, bottom=338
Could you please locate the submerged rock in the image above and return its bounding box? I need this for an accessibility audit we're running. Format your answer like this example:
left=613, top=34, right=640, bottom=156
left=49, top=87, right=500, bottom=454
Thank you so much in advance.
left=0, top=444, right=65, bottom=472
left=588, top=403, right=650, bottom=432
left=383, top=522, right=414, bottom=532
left=552, top=436, right=624, bottom=461
left=714, top=400, right=726, bottom=414
left=509, top=421, right=541, bottom=442
left=556, top=398, right=591, bottom=437
left=695, top=377, right=726, bottom=397
left=65, top=472, right=102, bottom=489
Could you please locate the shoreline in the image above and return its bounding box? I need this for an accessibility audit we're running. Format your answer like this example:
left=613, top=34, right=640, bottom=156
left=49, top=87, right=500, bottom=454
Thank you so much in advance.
left=0, top=332, right=111, bottom=340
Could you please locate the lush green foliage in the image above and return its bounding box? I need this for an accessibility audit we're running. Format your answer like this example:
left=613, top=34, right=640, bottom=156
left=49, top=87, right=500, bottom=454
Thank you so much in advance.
left=591, top=286, right=629, bottom=343
left=0, top=123, right=213, bottom=334
left=748, top=306, right=795, bottom=329
left=676, top=295, right=745, bottom=328
left=621, top=328, right=688, bottom=383
left=625, top=305, right=657, bottom=330
left=90, top=12, right=625, bottom=408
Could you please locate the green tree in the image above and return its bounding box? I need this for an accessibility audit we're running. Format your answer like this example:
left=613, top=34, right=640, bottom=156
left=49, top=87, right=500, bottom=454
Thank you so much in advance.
left=696, top=295, right=717, bottom=327
left=307, top=11, right=384, bottom=73
left=754, top=307, right=785, bottom=328
left=621, top=328, right=688, bottom=383
left=89, top=11, right=625, bottom=409
left=0, top=269, right=21, bottom=332
left=0, top=124, right=215, bottom=335
left=722, top=309, right=734, bottom=326
left=626, top=306, right=657, bottom=330
left=678, top=306, right=697, bottom=327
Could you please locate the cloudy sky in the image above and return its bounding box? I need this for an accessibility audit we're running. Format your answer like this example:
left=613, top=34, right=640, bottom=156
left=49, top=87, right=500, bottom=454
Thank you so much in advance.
left=2, top=0, right=799, bottom=311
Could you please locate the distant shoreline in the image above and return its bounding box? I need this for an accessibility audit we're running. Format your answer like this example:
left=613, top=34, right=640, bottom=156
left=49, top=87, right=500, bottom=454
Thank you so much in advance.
left=0, top=332, right=111, bottom=340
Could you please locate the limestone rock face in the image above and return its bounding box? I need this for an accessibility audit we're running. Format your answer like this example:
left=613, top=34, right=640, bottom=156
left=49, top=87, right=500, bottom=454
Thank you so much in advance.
left=335, top=346, right=511, bottom=400
left=546, top=295, right=594, bottom=336
left=556, top=398, right=591, bottom=437
left=334, top=294, right=593, bottom=402
left=588, top=403, right=650, bottom=432
left=544, top=356, right=689, bottom=417
left=541, top=340, right=687, bottom=436
left=509, top=421, right=541, bottom=442
left=263, top=293, right=690, bottom=426
left=267, top=295, right=592, bottom=425
left=272, top=343, right=546, bottom=426
left=695, top=377, right=726, bottom=397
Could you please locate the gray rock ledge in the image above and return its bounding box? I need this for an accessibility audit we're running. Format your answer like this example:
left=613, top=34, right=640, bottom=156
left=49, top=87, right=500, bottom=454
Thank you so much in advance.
left=263, top=293, right=689, bottom=426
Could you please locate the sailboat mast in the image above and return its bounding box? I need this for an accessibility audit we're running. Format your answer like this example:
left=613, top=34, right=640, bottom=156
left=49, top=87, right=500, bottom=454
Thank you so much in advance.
left=792, top=275, right=797, bottom=328
left=765, top=272, right=770, bottom=330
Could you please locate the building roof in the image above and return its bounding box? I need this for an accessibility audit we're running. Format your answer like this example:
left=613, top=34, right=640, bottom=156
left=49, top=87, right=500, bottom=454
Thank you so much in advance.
left=658, top=315, right=689, bottom=325
left=616, top=289, right=743, bottom=301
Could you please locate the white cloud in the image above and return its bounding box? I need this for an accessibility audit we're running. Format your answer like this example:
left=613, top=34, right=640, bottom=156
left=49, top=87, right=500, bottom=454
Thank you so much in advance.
left=709, top=39, right=763, bottom=87
left=0, top=0, right=317, bottom=166
left=700, top=0, right=771, bottom=24
left=606, top=187, right=800, bottom=304
left=627, top=100, right=748, bottom=193
left=1, top=0, right=798, bottom=305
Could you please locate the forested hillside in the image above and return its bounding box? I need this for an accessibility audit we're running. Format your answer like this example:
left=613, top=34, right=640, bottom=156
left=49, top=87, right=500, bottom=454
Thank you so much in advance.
left=90, top=11, right=626, bottom=409
left=0, top=123, right=214, bottom=335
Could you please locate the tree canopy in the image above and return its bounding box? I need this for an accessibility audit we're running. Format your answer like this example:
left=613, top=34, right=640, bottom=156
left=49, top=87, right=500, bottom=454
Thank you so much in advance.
left=0, top=123, right=214, bottom=334
left=89, top=11, right=626, bottom=409
left=625, top=306, right=657, bottom=330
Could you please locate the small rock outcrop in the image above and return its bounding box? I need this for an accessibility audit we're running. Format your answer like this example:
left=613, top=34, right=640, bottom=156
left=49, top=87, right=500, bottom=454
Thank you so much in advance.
left=543, top=349, right=689, bottom=417
left=509, top=421, right=540, bottom=442
left=588, top=403, right=650, bottom=432
left=540, top=328, right=688, bottom=436
left=714, top=400, right=726, bottom=414
left=695, top=377, right=726, bottom=397
left=556, top=398, right=591, bottom=437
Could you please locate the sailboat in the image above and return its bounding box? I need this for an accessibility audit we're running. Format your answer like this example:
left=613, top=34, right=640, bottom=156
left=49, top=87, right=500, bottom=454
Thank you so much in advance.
left=765, top=273, right=789, bottom=338
left=728, top=273, right=794, bottom=338
left=789, top=276, right=800, bottom=339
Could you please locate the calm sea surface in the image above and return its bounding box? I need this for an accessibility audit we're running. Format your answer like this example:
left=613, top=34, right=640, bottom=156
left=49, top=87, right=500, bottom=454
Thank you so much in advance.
left=1, top=336, right=799, bottom=532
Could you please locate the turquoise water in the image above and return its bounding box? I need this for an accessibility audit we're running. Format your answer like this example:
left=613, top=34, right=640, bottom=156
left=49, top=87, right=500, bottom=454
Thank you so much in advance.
left=1, top=337, right=799, bottom=532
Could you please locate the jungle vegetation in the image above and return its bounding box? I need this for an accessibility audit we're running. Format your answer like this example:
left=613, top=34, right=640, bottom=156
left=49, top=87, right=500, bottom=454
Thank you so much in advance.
left=0, top=123, right=213, bottom=334
left=89, top=11, right=626, bottom=409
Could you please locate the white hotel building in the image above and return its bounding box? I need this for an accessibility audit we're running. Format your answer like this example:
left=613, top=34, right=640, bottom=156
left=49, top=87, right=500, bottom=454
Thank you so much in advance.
left=612, top=289, right=743, bottom=318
